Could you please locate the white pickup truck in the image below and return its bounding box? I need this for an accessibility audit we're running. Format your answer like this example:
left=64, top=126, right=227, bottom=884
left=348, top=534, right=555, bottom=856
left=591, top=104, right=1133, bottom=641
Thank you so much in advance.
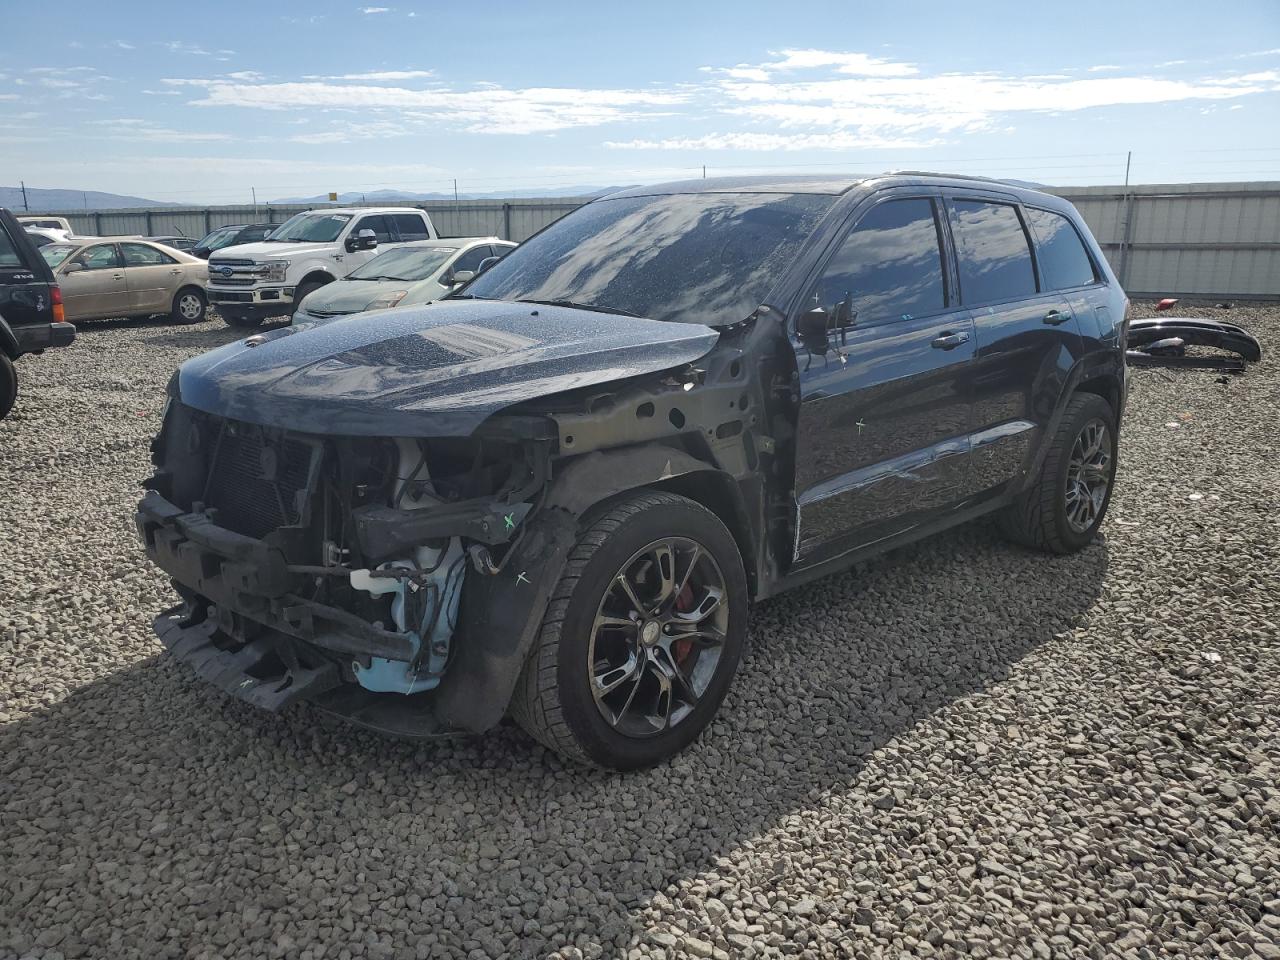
left=206, top=207, right=439, bottom=327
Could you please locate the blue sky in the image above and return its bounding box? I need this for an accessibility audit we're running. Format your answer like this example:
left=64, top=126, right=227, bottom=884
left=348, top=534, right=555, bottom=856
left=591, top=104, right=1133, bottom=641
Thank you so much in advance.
left=2, top=0, right=1278, bottom=203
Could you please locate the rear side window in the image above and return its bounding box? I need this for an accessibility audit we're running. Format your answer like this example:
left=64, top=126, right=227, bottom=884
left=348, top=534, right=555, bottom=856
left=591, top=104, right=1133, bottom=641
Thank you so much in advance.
left=1025, top=207, right=1097, bottom=289
left=122, top=242, right=177, bottom=266
left=949, top=200, right=1037, bottom=305
left=812, top=197, right=948, bottom=326
left=0, top=226, right=22, bottom=267
left=392, top=214, right=430, bottom=241
left=240, top=225, right=273, bottom=242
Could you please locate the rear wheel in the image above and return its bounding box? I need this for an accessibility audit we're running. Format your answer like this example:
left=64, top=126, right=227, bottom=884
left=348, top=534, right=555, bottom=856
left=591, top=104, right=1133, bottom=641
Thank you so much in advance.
left=0, top=353, right=16, bottom=420
left=511, top=491, right=748, bottom=769
left=998, top=392, right=1118, bottom=553
left=172, top=287, right=206, bottom=325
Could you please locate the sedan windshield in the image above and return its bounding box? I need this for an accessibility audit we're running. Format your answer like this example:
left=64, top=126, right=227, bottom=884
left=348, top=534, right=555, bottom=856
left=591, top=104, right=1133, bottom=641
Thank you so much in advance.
left=348, top=246, right=457, bottom=282
left=462, top=192, right=835, bottom=325
left=265, top=213, right=353, bottom=243
left=40, top=244, right=78, bottom=268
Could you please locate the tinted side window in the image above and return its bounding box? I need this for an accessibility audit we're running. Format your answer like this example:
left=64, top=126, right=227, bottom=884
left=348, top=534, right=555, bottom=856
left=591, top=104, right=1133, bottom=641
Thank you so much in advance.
left=813, top=197, right=947, bottom=326
left=392, top=214, right=430, bottom=241
left=0, top=225, right=23, bottom=267
left=949, top=200, right=1037, bottom=305
left=240, top=225, right=272, bottom=242
left=1025, top=207, right=1097, bottom=289
left=451, top=246, right=491, bottom=274
left=354, top=215, right=394, bottom=243
left=122, top=242, right=176, bottom=266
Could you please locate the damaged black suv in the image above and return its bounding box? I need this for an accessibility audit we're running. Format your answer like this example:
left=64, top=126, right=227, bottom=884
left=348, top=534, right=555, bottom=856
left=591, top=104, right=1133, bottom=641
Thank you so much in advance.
left=138, top=174, right=1127, bottom=768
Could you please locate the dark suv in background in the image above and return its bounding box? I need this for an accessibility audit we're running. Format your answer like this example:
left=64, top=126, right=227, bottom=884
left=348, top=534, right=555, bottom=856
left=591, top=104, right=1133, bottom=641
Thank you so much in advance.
left=138, top=174, right=1126, bottom=768
left=0, top=208, right=75, bottom=420
left=191, top=222, right=276, bottom=260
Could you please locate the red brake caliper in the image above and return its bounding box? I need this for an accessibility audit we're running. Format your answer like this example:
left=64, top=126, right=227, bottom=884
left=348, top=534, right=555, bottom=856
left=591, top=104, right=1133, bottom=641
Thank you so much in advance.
left=673, top=582, right=695, bottom=665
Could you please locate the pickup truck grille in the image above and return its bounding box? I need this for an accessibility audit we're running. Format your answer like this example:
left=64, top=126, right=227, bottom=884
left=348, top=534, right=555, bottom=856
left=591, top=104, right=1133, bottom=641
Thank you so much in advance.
left=208, top=258, right=265, bottom=287
left=204, top=420, right=317, bottom=539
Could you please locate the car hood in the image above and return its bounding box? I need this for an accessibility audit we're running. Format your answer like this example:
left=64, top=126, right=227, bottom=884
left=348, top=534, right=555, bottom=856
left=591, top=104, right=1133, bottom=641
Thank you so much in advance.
left=301, top=278, right=427, bottom=317
left=173, top=299, right=720, bottom=437
left=213, top=240, right=331, bottom=262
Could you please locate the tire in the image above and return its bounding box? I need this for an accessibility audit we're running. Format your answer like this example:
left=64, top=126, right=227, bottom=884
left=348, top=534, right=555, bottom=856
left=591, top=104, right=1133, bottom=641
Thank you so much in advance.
left=222, top=310, right=263, bottom=329
left=511, top=491, right=749, bottom=769
left=998, top=392, right=1118, bottom=554
left=0, top=353, right=16, bottom=421
left=172, top=287, right=206, bottom=325
left=290, top=280, right=324, bottom=319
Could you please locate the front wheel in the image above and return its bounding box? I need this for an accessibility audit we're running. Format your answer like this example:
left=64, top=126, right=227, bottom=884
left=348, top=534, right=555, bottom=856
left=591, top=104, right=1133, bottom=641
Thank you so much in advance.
left=0, top=353, right=16, bottom=420
left=998, top=392, right=1118, bottom=553
left=511, top=491, right=748, bottom=769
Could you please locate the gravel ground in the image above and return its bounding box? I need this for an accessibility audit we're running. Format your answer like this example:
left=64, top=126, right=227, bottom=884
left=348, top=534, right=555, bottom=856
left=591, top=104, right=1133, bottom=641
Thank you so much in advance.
left=1, top=305, right=1278, bottom=960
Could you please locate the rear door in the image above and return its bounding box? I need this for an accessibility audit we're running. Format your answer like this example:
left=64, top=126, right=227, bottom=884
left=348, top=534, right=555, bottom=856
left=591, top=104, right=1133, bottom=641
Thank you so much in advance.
left=945, top=195, right=1084, bottom=497
left=60, top=243, right=128, bottom=320
left=793, top=193, right=975, bottom=562
left=390, top=213, right=431, bottom=242
left=121, top=241, right=182, bottom=313
left=0, top=213, right=56, bottom=341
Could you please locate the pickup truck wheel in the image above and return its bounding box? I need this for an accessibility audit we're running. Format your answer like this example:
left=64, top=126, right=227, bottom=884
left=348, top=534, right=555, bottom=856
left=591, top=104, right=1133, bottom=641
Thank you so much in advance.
left=172, top=287, right=206, bottom=325
left=290, top=280, right=324, bottom=319
left=511, top=491, right=748, bottom=769
left=0, top=353, right=16, bottom=420
left=998, top=392, right=1118, bottom=554
left=222, top=310, right=263, bottom=329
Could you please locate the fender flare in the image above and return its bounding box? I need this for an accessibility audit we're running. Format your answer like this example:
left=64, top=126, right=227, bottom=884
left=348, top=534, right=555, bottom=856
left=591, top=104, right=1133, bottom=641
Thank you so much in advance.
left=295, top=267, right=336, bottom=289
left=433, top=445, right=731, bottom=733
left=1018, top=350, right=1124, bottom=495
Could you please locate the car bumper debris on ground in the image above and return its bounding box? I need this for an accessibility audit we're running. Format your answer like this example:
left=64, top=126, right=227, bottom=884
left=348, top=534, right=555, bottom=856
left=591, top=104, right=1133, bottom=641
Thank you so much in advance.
left=2, top=306, right=1278, bottom=959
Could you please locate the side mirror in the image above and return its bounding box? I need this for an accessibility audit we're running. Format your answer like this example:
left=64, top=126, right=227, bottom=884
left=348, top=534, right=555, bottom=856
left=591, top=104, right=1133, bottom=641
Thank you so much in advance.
left=357, top=229, right=378, bottom=250
left=798, top=305, right=831, bottom=354
left=476, top=256, right=500, bottom=275
left=450, top=269, right=475, bottom=285
left=62, top=261, right=85, bottom=274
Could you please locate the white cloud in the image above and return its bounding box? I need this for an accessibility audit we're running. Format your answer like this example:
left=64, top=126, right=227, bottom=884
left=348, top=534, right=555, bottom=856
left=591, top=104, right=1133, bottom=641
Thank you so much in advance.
left=160, top=40, right=234, bottom=58
left=606, top=131, right=941, bottom=152
left=1087, top=64, right=1123, bottom=72
left=304, top=70, right=436, bottom=81
left=0, top=94, right=19, bottom=101
left=166, top=77, right=689, bottom=134
left=360, top=6, right=390, bottom=12
left=116, top=41, right=136, bottom=50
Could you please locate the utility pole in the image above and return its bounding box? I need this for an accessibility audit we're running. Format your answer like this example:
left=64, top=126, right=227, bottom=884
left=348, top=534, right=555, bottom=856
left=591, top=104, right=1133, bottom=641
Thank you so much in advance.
left=702, top=165, right=706, bottom=179
left=20, top=181, right=29, bottom=211
left=82, top=192, right=87, bottom=210
left=251, top=186, right=257, bottom=217
left=1123, top=150, right=1132, bottom=188
left=453, top=178, right=459, bottom=204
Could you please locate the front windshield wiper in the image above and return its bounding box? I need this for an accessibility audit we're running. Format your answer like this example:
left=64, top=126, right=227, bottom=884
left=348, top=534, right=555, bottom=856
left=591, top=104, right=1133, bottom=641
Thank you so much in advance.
left=514, top=298, right=642, bottom=319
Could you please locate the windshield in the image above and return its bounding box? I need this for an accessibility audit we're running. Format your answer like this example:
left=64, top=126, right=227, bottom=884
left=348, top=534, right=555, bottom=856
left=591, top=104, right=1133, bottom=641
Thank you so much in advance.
left=41, top=244, right=77, bottom=267
left=348, top=246, right=457, bottom=281
left=265, top=212, right=353, bottom=243
left=198, top=227, right=240, bottom=250
left=462, top=192, right=835, bottom=325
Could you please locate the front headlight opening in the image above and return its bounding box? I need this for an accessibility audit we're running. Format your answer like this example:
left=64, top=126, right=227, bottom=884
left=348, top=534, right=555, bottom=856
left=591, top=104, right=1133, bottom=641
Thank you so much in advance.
left=368, top=291, right=407, bottom=310
left=265, top=260, right=289, bottom=282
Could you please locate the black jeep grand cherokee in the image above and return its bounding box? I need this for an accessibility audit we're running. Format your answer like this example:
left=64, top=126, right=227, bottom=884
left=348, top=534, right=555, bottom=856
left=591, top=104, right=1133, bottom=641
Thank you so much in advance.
left=138, top=174, right=1127, bottom=768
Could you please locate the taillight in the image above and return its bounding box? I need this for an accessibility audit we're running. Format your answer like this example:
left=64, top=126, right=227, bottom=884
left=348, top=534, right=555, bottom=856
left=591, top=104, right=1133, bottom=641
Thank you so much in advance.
left=51, top=285, right=65, bottom=324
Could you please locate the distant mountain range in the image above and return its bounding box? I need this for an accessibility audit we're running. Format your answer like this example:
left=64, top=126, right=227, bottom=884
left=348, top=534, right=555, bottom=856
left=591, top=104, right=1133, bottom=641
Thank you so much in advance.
left=1, top=186, right=173, bottom=211
left=270, top=186, right=631, bottom=204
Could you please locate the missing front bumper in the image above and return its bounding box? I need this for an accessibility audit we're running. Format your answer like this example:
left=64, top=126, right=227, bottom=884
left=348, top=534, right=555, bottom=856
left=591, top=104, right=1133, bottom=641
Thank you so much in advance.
left=155, top=604, right=459, bottom=738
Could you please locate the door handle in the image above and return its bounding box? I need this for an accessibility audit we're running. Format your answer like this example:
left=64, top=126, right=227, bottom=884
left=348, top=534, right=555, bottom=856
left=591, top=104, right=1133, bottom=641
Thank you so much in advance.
left=1043, top=309, right=1072, bottom=326
left=111, top=273, right=124, bottom=280
left=930, top=330, right=970, bottom=350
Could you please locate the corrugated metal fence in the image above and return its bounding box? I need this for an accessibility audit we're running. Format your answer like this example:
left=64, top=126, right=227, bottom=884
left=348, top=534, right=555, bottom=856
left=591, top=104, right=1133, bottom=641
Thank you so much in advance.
left=38, top=181, right=1280, bottom=299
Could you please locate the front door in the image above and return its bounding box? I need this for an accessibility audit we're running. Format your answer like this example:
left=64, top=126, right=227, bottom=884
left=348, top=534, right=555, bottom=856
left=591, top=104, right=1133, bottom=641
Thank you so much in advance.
left=121, top=241, right=182, bottom=313
left=793, top=194, right=975, bottom=563
left=59, top=243, right=129, bottom=321
left=946, top=196, right=1085, bottom=497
